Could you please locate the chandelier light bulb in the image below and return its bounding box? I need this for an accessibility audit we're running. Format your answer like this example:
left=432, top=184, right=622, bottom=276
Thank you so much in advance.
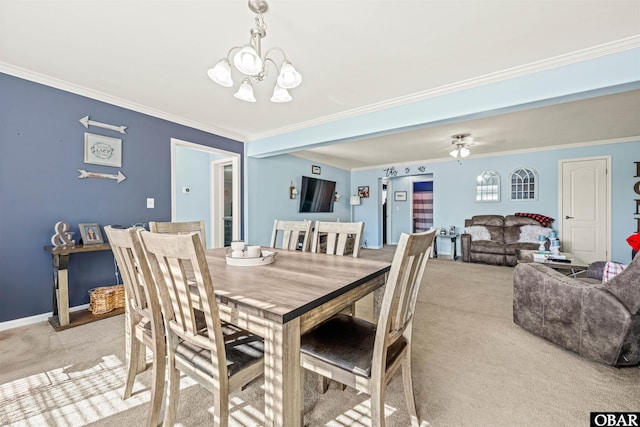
left=207, top=59, right=233, bottom=87
left=276, top=61, right=302, bottom=89
left=233, top=45, right=263, bottom=75
left=270, top=84, right=292, bottom=103
left=234, top=79, right=256, bottom=102
left=207, top=1, right=301, bottom=102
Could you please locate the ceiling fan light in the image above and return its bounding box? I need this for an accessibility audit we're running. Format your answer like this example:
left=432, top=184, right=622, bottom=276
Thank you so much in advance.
left=459, top=147, right=470, bottom=158
left=233, top=45, right=263, bottom=75
left=270, top=85, right=292, bottom=103
left=233, top=79, right=256, bottom=102
left=449, top=149, right=460, bottom=158
left=207, top=59, right=233, bottom=87
left=276, top=61, right=302, bottom=89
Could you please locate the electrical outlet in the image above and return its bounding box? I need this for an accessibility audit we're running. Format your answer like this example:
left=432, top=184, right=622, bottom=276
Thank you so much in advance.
left=146, top=198, right=154, bottom=209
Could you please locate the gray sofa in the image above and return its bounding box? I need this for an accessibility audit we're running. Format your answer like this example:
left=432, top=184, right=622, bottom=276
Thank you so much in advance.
left=513, top=253, right=640, bottom=366
left=461, top=215, right=550, bottom=266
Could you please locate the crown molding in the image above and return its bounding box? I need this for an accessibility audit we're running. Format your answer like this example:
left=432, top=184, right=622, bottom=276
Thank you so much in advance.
left=0, top=63, right=246, bottom=143
left=247, top=35, right=640, bottom=142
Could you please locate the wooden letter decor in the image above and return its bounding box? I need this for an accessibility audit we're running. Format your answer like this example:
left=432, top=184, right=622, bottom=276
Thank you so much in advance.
left=51, top=221, right=75, bottom=248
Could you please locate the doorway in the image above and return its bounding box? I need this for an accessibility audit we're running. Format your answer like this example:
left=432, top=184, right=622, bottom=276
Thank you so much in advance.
left=211, top=159, right=240, bottom=247
left=171, top=138, right=241, bottom=248
left=559, top=156, right=610, bottom=263
left=412, top=180, right=433, bottom=232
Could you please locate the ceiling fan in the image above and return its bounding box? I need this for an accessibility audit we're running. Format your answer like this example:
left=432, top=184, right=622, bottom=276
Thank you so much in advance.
left=449, top=133, right=474, bottom=159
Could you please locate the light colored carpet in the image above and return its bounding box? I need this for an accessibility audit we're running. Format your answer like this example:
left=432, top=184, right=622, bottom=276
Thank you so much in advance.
left=1, top=249, right=638, bottom=426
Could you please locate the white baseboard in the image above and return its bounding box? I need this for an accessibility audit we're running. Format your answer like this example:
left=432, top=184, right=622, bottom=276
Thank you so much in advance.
left=0, top=304, right=90, bottom=332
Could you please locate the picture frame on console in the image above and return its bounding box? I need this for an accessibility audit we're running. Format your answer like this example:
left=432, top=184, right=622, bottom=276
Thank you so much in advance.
left=79, top=223, right=104, bottom=245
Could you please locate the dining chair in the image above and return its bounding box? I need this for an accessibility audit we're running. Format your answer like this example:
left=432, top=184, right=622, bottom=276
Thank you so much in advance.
left=270, top=219, right=313, bottom=251
left=104, top=226, right=165, bottom=427
left=138, top=230, right=265, bottom=427
left=300, top=229, right=437, bottom=427
left=311, top=221, right=365, bottom=257
left=148, top=219, right=207, bottom=248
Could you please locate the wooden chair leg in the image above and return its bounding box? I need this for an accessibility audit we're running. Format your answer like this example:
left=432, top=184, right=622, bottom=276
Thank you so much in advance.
left=163, top=352, right=181, bottom=427
left=318, top=374, right=330, bottom=393
left=370, top=384, right=386, bottom=427
left=123, top=336, right=141, bottom=400
left=146, top=344, right=165, bottom=427
left=212, top=389, right=229, bottom=427
left=402, top=358, right=420, bottom=427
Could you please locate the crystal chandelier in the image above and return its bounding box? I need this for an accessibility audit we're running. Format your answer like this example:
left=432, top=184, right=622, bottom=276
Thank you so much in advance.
left=207, top=0, right=302, bottom=103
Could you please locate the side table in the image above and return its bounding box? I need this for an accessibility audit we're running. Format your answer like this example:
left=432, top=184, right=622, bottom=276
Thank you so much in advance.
left=44, top=243, right=123, bottom=331
left=434, top=233, right=459, bottom=260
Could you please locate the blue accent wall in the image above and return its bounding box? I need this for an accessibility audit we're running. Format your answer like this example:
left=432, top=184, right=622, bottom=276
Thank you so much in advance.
left=0, top=73, right=243, bottom=322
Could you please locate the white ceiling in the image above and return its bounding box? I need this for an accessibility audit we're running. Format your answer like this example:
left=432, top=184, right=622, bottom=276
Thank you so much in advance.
left=2, top=1, right=639, bottom=169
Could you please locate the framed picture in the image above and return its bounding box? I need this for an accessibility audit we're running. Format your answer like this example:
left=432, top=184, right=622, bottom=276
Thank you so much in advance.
left=358, top=185, right=370, bottom=198
left=79, top=223, right=104, bottom=245
left=394, top=191, right=407, bottom=201
left=311, top=165, right=321, bottom=175
left=84, top=132, right=122, bottom=167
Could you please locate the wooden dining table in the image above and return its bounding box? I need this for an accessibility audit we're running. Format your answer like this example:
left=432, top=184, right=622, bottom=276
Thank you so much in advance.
left=202, top=247, right=391, bottom=427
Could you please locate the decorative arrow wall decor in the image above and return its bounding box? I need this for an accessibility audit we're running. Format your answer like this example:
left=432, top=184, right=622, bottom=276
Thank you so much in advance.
left=78, top=169, right=127, bottom=184
left=79, top=115, right=127, bottom=134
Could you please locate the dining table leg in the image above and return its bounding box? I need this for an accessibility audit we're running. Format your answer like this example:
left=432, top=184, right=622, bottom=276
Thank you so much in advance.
left=263, top=317, right=302, bottom=427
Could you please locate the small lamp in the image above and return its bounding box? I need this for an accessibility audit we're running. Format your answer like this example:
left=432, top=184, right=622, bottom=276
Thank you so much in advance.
left=289, top=181, right=298, bottom=199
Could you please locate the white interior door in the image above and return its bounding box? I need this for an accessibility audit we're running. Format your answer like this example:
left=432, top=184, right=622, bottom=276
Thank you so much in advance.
left=559, top=157, right=610, bottom=263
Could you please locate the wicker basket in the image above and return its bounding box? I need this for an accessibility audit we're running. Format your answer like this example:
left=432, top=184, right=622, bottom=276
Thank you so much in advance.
left=88, top=284, right=125, bottom=315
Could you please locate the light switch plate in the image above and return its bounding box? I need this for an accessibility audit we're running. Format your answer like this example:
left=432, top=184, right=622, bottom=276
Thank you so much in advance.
left=146, top=198, right=154, bottom=209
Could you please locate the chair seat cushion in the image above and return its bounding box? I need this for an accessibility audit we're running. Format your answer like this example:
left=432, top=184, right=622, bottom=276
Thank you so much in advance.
left=300, top=313, right=407, bottom=379
left=176, top=325, right=264, bottom=378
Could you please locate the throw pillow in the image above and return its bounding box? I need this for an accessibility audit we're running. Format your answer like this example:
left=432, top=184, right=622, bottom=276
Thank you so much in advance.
left=518, top=225, right=552, bottom=243
left=464, top=225, right=491, bottom=241
left=515, top=212, right=555, bottom=227
left=603, top=261, right=627, bottom=283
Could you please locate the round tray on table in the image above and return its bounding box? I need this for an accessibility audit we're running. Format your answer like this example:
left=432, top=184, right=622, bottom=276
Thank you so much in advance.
left=225, top=250, right=277, bottom=267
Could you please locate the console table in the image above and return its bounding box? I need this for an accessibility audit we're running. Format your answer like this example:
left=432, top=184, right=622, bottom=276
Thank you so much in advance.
left=44, top=243, right=123, bottom=331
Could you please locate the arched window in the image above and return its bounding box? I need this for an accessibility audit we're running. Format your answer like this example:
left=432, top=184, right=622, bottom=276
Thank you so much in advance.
left=476, top=170, right=500, bottom=202
left=510, top=168, right=538, bottom=201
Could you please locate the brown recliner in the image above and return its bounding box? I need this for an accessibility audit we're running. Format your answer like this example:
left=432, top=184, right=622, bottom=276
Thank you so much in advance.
left=513, top=253, right=640, bottom=366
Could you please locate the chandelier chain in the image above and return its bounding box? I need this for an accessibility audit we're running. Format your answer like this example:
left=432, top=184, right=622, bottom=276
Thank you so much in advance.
left=255, top=11, right=267, bottom=33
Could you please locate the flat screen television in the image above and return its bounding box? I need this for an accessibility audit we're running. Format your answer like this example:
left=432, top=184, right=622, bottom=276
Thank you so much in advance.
left=299, top=176, right=336, bottom=213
